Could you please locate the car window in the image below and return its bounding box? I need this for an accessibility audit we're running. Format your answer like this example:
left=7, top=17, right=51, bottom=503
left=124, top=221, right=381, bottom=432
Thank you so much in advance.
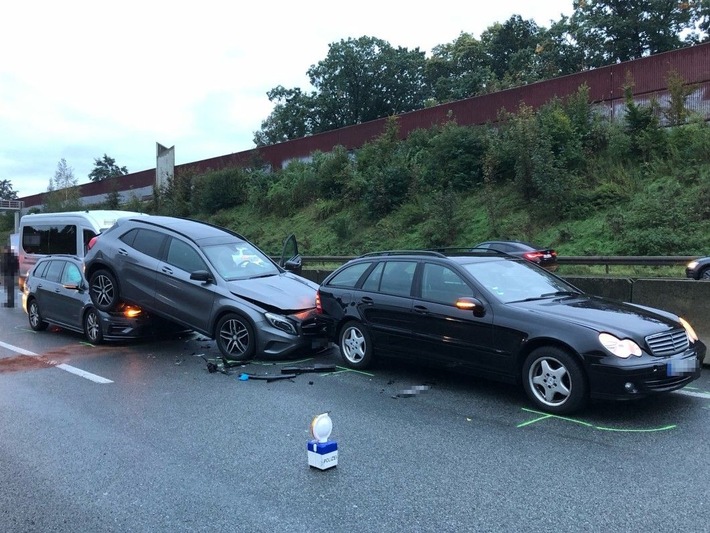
left=61, top=263, right=83, bottom=285
left=166, top=238, right=208, bottom=273
left=33, top=261, right=49, bottom=278
left=379, top=261, right=416, bottom=297
left=131, top=229, right=167, bottom=259
left=327, top=262, right=372, bottom=288
left=83, top=229, right=97, bottom=255
left=119, top=228, right=138, bottom=246
left=463, top=259, right=572, bottom=303
left=421, top=263, right=473, bottom=304
left=361, top=262, right=384, bottom=291
left=202, top=242, right=278, bottom=280
left=44, top=260, right=65, bottom=283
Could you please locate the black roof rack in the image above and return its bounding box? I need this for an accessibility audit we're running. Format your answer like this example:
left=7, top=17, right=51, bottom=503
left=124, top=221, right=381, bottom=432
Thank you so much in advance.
left=430, top=247, right=509, bottom=256
left=358, top=250, right=446, bottom=258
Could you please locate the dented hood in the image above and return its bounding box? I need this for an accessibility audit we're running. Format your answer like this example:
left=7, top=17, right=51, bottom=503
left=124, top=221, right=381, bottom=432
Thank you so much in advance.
left=226, top=272, right=318, bottom=311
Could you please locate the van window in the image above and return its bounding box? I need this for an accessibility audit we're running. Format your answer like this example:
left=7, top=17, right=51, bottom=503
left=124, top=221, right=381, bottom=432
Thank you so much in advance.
left=22, top=224, right=77, bottom=255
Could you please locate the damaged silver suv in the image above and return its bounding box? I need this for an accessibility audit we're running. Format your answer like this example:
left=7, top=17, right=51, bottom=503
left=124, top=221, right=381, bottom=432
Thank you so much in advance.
left=83, top=216, right=327, bottom=360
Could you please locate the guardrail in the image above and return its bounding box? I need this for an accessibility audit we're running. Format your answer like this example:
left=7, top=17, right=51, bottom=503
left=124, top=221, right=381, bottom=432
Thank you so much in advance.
left=298, top=255, right=700, bottom=273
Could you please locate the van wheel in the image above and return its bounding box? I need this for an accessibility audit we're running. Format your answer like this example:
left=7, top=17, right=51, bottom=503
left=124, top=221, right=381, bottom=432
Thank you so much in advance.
left=84, top=308, right=104, bottom=344
left=28, top=299, right=48, bottom=331
left=90, top=269, right=120, bottom=312
left=216, top=313, right=255, bottom=361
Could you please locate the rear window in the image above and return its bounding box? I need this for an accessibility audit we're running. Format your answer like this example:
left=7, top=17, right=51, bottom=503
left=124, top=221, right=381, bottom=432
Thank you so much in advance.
left=21, top=224, right=77, bottom=255
left=327, top=262, right=372, bottom=288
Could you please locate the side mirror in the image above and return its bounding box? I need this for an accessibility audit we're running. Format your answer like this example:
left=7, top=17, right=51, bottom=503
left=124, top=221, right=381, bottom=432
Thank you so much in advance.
left=190, top=270, right=213, bottom=283
left=62, top=283, right=82, bottom=291
left=283, top=256, right=302, bottom=273
left=456, top=297, right=486, bottom=318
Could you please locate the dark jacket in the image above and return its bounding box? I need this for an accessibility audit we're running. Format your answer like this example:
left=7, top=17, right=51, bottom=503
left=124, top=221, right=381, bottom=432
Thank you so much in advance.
left=1, top=250, right=18, bottom=276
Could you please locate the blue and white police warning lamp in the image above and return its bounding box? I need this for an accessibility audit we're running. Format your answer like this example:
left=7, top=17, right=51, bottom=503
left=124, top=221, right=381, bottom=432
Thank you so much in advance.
left=307, top=413, right=338, bottom=470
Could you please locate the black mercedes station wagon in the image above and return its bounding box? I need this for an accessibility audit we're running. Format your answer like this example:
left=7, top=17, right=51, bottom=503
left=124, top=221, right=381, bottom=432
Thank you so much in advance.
left=316, top=250, right=705, bottom=414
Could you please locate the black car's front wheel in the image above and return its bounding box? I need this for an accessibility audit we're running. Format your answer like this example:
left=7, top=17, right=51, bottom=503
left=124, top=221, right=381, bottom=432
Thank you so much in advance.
left=215, top=313, right=255, bottom=361
left=339, top=321, right=374, bottom=369
left=700, top=267, right=710, bottom=280
left=89, top=269, right=120, bottom=312
left=27, top=299, right=48, bottom=332
left=522, top=346, right=588, bottom=415
left=84, top=308, right=104, bottom=345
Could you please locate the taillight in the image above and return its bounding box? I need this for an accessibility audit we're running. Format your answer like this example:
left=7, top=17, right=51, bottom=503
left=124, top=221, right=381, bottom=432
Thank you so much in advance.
left=315, top=291, right=322, bottom=314
left=87, top=236, right=99, bottom=250
left=523, top=252, right=543, bottom=261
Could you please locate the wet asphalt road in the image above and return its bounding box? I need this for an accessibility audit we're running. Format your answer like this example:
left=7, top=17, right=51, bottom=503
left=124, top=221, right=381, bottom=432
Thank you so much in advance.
left=1, top=303, right=709, bottom=533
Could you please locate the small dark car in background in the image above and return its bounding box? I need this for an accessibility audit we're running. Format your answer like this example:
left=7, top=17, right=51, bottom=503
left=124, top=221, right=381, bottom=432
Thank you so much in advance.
left=472, top=240, right=558, bottom=271
left=686, top=257, right=710, bottom=280
left=316, top=250, right=705, bottom=414
left=22, top=255, right=149, bottom=344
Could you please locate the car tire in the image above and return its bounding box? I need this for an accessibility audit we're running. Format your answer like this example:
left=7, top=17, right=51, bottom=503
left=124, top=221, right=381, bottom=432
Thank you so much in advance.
left=522, top=346, right=588, bottom=415
left=89, top=269, right=120, bottom=312
left=215, top=313, right=256, bottom=361
left=700, top=267, right=710, bottom=280
left=27, top=299, right=48, bottom=332
left=339, top=321, right=374, bottom=369
left=84, top=308, right=104, bottom=345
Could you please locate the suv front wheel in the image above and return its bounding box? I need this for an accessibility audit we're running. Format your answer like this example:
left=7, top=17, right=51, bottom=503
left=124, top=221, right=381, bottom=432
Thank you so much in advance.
left=216, top=313, right=255, bottom=361
left=89, top=269, right=120, bottom=312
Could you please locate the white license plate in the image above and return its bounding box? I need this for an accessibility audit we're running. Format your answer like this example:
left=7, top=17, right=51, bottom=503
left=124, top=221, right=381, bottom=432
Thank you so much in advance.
left=667, top=358, right=697, bottom=376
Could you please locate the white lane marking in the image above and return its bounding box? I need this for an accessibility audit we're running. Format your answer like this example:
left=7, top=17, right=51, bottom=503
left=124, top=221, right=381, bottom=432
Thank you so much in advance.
left=674, top=389, right=710, bottom=400
left=0, top=340, right=113, bottom=384
left=55, top=363, right=113, bottom=384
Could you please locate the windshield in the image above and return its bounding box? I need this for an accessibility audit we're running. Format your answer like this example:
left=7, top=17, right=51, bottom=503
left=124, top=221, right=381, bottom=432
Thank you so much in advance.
left=202, top=242, right=279, bottom=280
left=462, top=259, right=579, bottom=304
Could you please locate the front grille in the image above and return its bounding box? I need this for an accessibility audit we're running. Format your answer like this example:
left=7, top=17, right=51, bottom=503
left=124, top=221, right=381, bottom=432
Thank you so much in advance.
left=645, top=329, right=689, bottom=357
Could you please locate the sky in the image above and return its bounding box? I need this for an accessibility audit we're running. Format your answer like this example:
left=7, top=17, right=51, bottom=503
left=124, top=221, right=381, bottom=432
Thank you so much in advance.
left=0, top=0, right=574, bottom=199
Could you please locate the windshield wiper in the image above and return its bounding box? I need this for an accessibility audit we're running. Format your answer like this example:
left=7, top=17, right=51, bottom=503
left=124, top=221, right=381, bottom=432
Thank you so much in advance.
left=540, top=291, right=581, bottom=298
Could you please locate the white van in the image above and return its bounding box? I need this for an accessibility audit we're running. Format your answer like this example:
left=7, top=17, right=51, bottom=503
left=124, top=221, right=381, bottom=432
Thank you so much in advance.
left=18, top=210, right=146, bottom=289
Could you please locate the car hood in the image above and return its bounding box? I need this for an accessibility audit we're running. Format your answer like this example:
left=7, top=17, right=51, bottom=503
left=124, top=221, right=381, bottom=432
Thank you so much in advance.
left=510, top=295, right=681, bottom=338
left=226, top=272, right=318, bottom=311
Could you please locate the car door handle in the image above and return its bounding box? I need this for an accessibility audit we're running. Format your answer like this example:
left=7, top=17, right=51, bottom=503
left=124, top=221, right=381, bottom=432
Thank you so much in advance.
left=118, top=248, right=129, bottom=256
left=161, top=266, right=173, bottom=275
left=360, top=296, right=374, bottom=305
left=413, top=305, right=429, bottom=314
left=55, top=288, right=61, bottom=293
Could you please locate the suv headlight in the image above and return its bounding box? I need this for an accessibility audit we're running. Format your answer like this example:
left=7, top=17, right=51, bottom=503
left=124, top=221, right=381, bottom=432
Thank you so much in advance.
left=265, top=312, right=298, bottom=335
left=599, top=333, right=642, bottom=358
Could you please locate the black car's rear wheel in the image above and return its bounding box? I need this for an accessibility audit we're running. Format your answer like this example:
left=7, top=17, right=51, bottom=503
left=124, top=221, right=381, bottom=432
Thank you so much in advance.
left=89, top=269, right=120, bottom=312
left=216, top=313, right=255, bottom=361
left=27, top=299, right=48, bottom=331
left=522, top=346, right=588, bottom=415
left=339, top=321, right=374, bottom=369
left=84, top=308, right=104, bottom=345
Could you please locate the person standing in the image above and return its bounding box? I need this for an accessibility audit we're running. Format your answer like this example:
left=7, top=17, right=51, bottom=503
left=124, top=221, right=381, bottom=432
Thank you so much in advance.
left=1, top=245, right=19, bottom=308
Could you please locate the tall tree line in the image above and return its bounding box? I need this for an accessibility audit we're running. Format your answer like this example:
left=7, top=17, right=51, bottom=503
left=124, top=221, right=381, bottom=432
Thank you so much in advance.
left=254, top=0, right=710, bottom=146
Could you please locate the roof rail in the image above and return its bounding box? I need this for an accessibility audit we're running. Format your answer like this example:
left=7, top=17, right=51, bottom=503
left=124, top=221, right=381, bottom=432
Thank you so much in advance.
left=430, top=247, right=508, bottom=256
left=358, top=250, right=446, bottom=258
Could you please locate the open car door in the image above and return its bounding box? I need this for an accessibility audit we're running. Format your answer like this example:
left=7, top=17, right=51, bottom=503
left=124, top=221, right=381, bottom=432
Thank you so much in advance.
left=279, top=234, right=302, bottom=275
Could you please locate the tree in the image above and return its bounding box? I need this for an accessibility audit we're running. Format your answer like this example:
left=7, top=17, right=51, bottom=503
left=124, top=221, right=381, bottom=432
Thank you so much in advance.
left=254, top=36, right=430, bottom=145
left=570, top=0, right=702, bottom=67
left=89, top=154, right=128, bottom=182
left=44, top=158, right=81, bottom=212
left=0, top=179, right=18, bottom=200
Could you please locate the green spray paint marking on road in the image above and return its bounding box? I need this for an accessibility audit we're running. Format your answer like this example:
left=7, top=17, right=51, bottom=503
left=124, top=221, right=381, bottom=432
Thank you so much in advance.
left=517, top=408, right=676, bottom=432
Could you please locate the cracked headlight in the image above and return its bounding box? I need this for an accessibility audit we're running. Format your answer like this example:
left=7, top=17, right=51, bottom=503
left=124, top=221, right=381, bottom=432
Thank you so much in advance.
left=265, top=312, right=298, bottom=335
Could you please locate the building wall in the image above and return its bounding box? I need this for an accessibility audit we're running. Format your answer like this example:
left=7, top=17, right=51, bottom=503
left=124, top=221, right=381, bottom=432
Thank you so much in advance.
left=19, top=42, right=710, bottom=211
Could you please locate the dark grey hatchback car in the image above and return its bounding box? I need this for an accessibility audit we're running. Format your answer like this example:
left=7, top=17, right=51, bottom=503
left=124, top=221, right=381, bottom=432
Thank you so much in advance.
left=83, top=216, right=327, bottom=360
left=22, top=255, right=150, bottom=344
